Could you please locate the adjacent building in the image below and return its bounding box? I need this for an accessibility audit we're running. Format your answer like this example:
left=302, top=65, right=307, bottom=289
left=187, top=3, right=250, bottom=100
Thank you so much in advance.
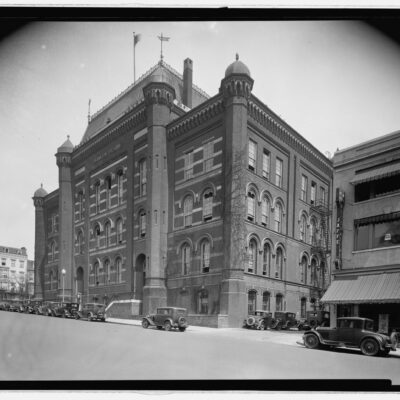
left=322, top=130, right=400, bottom=333
left=33, top=55, right=333, bottom=327
left=0, top=245, right=31, bottom=297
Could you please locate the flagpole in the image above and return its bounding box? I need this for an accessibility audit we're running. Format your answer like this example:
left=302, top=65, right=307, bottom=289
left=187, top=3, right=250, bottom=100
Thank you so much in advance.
left=133, top=32, right=136, bottom=83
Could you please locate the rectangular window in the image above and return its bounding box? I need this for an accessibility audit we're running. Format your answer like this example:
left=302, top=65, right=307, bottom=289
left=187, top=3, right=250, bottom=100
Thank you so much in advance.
left=311, top=182, right=316, bottom=205
left=301, top=175, right=308, bottom=202
left=275, top=158, right=283, bottom=187
left=262, top=150, right=270, bottom=179
left=203, top=142, right=214, bottom=172
left=248, top=140, right=256, bottom=171
left=184, top=151, right=194, bottom=180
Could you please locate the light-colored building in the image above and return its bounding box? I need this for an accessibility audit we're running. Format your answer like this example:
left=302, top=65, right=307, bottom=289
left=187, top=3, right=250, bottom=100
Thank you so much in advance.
left=322, top=130, right=400, bottom=334
left=0, top=245, right=29, bottom=297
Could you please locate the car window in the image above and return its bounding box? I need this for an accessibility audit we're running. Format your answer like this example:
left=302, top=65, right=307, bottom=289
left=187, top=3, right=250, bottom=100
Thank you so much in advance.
left=365, top=320, right=374, bottom=331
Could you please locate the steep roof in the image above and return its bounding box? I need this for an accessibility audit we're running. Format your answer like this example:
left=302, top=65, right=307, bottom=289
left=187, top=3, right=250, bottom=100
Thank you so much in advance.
left=81, top=60, right=209, bottom=143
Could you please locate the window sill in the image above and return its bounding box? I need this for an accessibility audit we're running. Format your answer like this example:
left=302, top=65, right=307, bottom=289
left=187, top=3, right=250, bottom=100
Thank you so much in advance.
left=352, top=244, right=400, bottom=254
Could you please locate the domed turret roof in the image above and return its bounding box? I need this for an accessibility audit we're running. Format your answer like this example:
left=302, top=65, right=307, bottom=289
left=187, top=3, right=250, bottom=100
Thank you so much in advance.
left=225, top=54, right=251, bottom=78
left=57, top=135, right=74, bottom=153
left=34, top=184, right=48, bottom=198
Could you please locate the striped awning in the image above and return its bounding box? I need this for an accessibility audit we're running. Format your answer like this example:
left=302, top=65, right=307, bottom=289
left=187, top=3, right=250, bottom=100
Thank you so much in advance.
left=350, top=163, right=400, bottom=185
left=321, top=272, right=400, bottom=304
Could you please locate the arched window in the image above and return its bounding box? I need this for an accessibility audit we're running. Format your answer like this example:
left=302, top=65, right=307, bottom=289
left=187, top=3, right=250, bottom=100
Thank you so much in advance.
left=248, top=290, right=257, bottom=315
left=247, top=239, right=257, bottom=274
left=78, top=190, right=84, bottom=220
left=139, top=210, right=146, bottom=237
left=115, top=257, right=122, bottom=283
left=105, top=176, right=112, bottom=209
left=300, top=214, right=307, bottom=242
left=117, top=170, right=124, bottom=203
left=301, top=255, right=308, bottom=284
left=309, top=218, right=317, bottom=246
left=104, top=259, right=110, bottom=285
left=311, top=258, right=318, bottom=287
left=181, top=243, right=191, bottom=275
left=110, top=262, right=116, bottom=284
left=104, top=221, right=111, bottom=247
left=50, top=241, right=56, bottom=261
left=94, top=224, right=101, bottom=248
left=247, top=190, right=256, bottom=222
left=275, top=247, right=284, bottom=279
left=116, top=218, right=123, bottom=244
left=262, top=291, right=270, bottom=311
left=261, top=196, right=270, bottom=227
left=139, top=159, right=147, bottom=197
left=262, top=243, right=271, bottom=276
left=49, top=270, right=53, bottom=290
left=203, top=191, right=213, bottom=221
left=198, top=290, right=208, bottom=314
left=94, top=181, right=101, bottom=213
left=274, top=202, right=283, bottom=233
left=276, top=293, right=283, bottom=311
left=77, top=230, right=84, bottom=254
left=183, top=196, right=193, bottom=227
left=89, top=264, right=94, bottom=286
left=301, top=297, right=307, bottom=318
left=94, top=261, right=100, bottom=286
left=200, top=239, right=210, bottom=273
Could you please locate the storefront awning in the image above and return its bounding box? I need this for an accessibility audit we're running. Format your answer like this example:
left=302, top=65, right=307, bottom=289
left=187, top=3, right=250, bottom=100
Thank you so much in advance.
left=350, top=163, right=400, bottom=185
left=321, top=272, right=400, bottom=304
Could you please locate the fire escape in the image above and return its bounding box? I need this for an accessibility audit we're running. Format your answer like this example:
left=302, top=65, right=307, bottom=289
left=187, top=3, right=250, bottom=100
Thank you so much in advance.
left=310, top=199, right=332, bottom=306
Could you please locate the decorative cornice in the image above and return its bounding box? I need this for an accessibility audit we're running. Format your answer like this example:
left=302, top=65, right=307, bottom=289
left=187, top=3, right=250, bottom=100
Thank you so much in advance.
left=143, top=82, right=175, bottom=107
left=220, top=74, right=254, bottom=100
left=73, top=105, right=146, bottom=160
left=167, top=96, right=225, bottom=140
left=248, top=96, right=333, bottom=176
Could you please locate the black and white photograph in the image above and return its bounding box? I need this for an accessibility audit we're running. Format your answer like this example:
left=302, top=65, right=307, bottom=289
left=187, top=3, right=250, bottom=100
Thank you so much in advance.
left=0, top=13, right=400, bottom=391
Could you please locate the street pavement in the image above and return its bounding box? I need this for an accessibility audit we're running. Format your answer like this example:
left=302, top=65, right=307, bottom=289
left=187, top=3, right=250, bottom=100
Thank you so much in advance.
left=1, top=311, right=399, bottom=384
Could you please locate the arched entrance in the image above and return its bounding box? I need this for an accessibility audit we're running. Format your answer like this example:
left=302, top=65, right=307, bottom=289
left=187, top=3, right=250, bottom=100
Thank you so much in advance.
left=135, top=254, right=146, bottom=301
left=76, top=267, right=84, bottom=300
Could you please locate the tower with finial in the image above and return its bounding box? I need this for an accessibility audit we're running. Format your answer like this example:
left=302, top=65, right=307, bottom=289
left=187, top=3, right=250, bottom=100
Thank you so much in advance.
left=32, top=183, right=48, bottom=300
left=56, top=135, right=74, bottom=302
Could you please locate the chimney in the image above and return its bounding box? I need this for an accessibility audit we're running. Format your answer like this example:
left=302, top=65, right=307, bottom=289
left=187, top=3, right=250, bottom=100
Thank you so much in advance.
left=183, top=58, right=193, bottom=109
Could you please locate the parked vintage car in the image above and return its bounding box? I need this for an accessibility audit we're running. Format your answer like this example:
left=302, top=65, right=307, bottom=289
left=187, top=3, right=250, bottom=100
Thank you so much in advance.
left=303, top=310, right=330, bottom=330
left=0, top=302, right=10, bottom=311
left=271, top=312, right=303, bottom=330
left=75, top=303, right=106, bottom=322
left=40, top=301, right=60, bottom=316
left=8, top=301, right=22, bottom=312
left=243, top=310, right=273, bottom=330
left=303, top=317, right=398, bottom=356
left=142, top=307, right=188, bottom=331
left=52, top=302, right=79, bottom=318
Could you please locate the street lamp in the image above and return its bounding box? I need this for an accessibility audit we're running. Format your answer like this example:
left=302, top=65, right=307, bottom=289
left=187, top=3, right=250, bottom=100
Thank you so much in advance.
left=61, top=269, right=66, bottom=303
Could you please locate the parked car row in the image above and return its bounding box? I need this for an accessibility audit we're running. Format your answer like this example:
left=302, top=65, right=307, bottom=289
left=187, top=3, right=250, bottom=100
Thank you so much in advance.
left=0, top=300, right=106, bottom=322
left=243, top=310, right=330, bottom=331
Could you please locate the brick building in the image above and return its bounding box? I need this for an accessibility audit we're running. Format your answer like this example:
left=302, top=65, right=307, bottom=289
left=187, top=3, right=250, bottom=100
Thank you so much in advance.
left=33, top=56, right=333, bottom=327
left=322, top=131, right=400, bottom=333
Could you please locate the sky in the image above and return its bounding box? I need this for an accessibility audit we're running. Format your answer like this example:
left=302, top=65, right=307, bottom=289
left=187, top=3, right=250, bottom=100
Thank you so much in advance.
left=1, top=20, right=400, bottom=258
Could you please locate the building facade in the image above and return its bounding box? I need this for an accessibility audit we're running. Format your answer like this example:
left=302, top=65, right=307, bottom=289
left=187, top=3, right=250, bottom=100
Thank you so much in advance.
left=0, top=245, right=30, bottom=298
left=322, top=131, right=400, bottom=333
left=33, top=56, right=333, bottom=327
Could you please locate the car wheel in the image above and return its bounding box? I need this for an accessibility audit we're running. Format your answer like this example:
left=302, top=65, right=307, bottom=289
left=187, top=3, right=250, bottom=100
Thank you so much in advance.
left=164, top=321, right=172, bottom=331
left=142, top=319, right=149, bottom=329
left=246, top=316, right=256, bottom=327
left=304, top=334, right=320, bottom=349
left=360, top=338, right=379, bottom=356
left=178, top=327, right=186, bottom=332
